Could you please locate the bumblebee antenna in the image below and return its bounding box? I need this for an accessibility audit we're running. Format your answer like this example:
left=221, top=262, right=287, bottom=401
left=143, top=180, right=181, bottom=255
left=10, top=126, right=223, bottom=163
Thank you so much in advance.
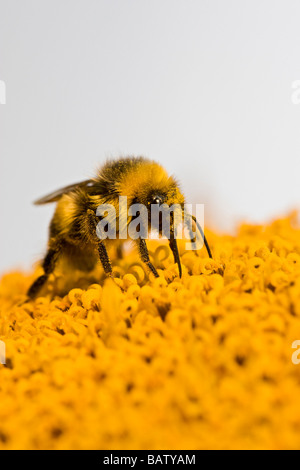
left=184, top=213, right=212, bottom=258
left=191, top=215, right=212, bottom=258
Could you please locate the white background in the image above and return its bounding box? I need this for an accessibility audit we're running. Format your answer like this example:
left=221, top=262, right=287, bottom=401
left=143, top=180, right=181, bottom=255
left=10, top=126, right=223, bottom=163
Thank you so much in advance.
left=1, top=0, right=300, bottom=272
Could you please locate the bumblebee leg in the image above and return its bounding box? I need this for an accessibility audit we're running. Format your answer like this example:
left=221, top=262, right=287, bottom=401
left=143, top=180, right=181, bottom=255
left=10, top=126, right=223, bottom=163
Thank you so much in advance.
left=87, top=209, right=100, bottom=241
left=136, top=238, right=159, bottom=278
left=169, top=236, right=182, bottom=278
left=86, top=209, right=113, bottom=276
left=191, top=215, right=212, bottom=259
left=27, top=274, right=49, bottom=299
left=27, top=246, right=61, bottom=298
left=98, top=242, right=113, bottom=275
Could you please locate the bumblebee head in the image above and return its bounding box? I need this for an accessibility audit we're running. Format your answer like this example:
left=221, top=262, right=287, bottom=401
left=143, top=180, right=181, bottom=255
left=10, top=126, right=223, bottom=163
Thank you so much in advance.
left=144, top=185, right=184, bottom=230
left=145, top=183, right=184, bottom=208
left=124, top=165, right=185, bottom=278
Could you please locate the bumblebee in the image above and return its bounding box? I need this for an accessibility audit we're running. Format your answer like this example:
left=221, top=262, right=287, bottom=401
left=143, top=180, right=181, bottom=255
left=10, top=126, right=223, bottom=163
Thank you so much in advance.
left=27, top=156, right=212, bottom=298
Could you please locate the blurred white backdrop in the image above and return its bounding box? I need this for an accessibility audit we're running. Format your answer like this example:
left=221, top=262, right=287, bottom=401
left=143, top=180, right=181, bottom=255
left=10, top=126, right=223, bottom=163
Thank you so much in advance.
left=1, top=0, right=300, bottom=272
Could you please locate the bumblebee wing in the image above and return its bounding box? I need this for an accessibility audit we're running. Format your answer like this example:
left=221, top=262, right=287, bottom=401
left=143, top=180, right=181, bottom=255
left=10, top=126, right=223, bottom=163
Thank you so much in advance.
left=33, top=179, right=95, bottom=205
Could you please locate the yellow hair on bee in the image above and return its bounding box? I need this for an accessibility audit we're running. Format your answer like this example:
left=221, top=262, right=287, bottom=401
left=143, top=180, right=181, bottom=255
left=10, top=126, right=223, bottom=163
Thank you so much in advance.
left=53, top=194, right=79, bottom=236
left=117, top=161, right=171, bottom=197
left=115, top=159, right=184, bottom=207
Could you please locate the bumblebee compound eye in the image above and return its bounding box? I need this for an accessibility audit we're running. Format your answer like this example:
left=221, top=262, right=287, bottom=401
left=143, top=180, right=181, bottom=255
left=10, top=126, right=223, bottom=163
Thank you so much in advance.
left=152, top=195, right=163, bottom=205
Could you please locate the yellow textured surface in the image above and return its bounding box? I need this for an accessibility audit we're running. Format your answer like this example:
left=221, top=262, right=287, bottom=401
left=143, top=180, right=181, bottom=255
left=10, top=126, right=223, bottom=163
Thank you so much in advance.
left=1, top=214, right=300, bottom=449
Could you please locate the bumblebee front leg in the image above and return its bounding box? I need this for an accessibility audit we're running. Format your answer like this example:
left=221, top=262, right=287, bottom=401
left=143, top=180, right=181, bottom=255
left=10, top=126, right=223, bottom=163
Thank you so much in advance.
left=27, top=245, right=61, bottom=299
left=98, top=242, right=113, bottom=276
left=168, top=235, right=182, bottom=278
left=87, top=209, right=113, bottom=276
left=136, top=238, right=159, bottom=278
